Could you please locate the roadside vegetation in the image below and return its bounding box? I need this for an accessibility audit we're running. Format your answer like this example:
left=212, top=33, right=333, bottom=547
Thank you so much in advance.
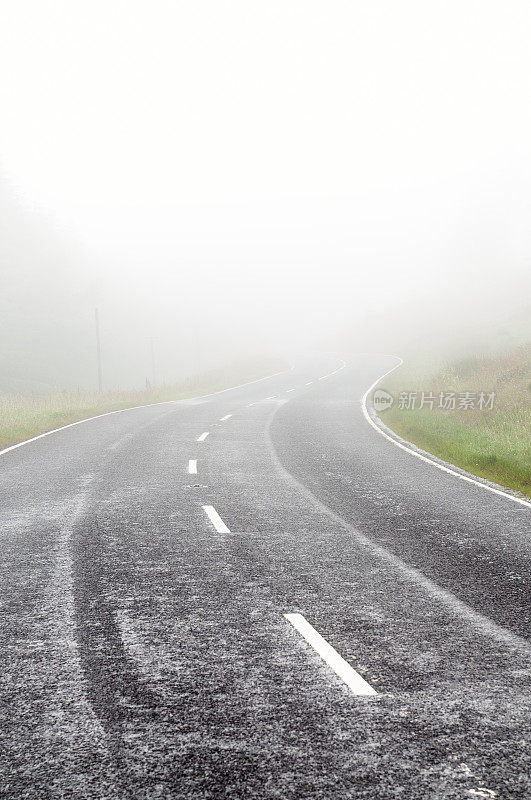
left=0, top=357, right=286, bottom=451
left=378, top=344, right=531, bottom=497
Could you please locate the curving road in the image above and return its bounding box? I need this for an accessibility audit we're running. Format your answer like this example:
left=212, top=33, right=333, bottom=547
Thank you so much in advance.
left=1, top=354, right=529, bottom=799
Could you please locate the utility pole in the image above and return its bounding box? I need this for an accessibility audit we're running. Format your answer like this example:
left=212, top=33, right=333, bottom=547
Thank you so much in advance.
left=150, top=337, right=157, bottom=387
left=95, top=308, right=103, bottom=393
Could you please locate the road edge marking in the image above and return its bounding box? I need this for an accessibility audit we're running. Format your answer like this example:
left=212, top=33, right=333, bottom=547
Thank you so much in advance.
left=263, top=409, right=530, bottom=655
left=361, top=357, right=531, bottom=509
left=0, top=368, right=290, bottom=458
left=284, top=613, right=377, bottom=696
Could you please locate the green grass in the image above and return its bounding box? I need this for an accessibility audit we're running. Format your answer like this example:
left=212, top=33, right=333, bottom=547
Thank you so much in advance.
left=378, top=344, right=531, bottom=497
left=0, top=357, right=286, bottom=451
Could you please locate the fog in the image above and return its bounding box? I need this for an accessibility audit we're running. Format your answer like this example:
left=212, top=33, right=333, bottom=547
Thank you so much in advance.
left=1, top=1, right=530, bottom=392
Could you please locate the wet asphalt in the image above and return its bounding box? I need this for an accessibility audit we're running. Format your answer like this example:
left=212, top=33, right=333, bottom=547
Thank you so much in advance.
left=0, top=353, right=529, bottom=799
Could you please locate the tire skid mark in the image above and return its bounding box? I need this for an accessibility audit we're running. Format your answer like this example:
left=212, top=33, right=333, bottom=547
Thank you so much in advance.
left=71, top=511, right=161, bottom=736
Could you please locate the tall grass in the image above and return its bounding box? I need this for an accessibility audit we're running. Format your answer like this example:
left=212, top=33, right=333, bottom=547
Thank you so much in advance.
left=378, top=344, right=531, bottom=496
left=0, top=357, right=286, bottom=450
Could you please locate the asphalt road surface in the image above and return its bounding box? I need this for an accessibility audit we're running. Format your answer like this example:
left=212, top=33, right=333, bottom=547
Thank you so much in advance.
left=1, top=354, right=529, bottom=800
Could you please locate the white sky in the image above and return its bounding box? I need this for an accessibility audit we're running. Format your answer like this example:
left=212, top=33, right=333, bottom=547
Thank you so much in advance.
left=1, top=1, right=530, bottom=377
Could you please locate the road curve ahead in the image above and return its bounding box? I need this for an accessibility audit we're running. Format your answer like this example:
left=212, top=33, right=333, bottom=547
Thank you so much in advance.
left=1, top=354, right=529, bottom=799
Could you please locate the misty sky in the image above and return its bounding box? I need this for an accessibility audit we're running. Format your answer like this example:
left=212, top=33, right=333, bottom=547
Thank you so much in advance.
left=1, top=1, right=530, bottom=388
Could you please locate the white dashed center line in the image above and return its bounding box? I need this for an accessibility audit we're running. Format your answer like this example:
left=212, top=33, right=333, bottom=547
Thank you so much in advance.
left=286, top=388, right=295, bottom=393
left=305, top=381, right=313, bottom=386
left=188, top=459, right=197, bottom=474
left=266, top=395, right=277, bottom=400
left=202, top=505, right=231, bottom=533
left=219, top=414, right=232, bottom=421
left=196, top=432, right=209, bottom=442
left=284, top=613, right=377, bottom=696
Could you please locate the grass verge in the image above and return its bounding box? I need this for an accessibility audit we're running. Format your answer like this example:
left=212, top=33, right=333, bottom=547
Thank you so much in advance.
left=0, top=356, right=287, bottom=451
left=377, top=344, right=530, bottom=497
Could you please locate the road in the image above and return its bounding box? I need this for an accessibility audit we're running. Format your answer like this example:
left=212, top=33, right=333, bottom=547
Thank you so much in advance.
left=1, top=353, right=529, bottom=799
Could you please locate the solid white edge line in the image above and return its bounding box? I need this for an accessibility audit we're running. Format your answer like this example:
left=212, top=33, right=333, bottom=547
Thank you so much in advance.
left=329, top=362, right=346, bottom=375
left=196, top=432, right=209, bottom=442
left=193, top=367, right=289, bottom=399
left=188, top=459, right=197, bottom=474
left=0, top=404, right=164, bottom=457
left=306, top=360, right=346, bottom=387
left=284, top=613, right=377, bottom=696
left=0, top=367, right=291, bottom=458
left=317, top=359, right=347, bottom=382
left=202, top=505, right=231, bottom=533
left=0, top=360, right=345, bottom=459
left=219, top=414, right=232, bottom=421
left=361, top=357, right=531, bottom=509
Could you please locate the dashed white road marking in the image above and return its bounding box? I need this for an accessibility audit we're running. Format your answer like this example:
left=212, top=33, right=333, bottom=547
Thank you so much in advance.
left=188, top=459, right=197, bottom=474
left=196, top=432, right=209, bottom=442
left=285, top=613, right=377, bottom=696
left=361, top=358, right=531, bottom=509
left=305, top=381, right=313, bottom=386
left=286, top=388, right=295, bottom=393
left=266, top=395, right=277, bottom=400
left=0, top=368, right=290, bottom=459
left=202, top=505, right=231, bottom=533
left=318, top=375, right=328, bottom=380
left=219, top=414, right=232, bottom=421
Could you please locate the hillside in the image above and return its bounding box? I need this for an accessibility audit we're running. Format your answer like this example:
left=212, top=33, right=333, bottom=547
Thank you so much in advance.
left=378, top=344, right=531, bottom=496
